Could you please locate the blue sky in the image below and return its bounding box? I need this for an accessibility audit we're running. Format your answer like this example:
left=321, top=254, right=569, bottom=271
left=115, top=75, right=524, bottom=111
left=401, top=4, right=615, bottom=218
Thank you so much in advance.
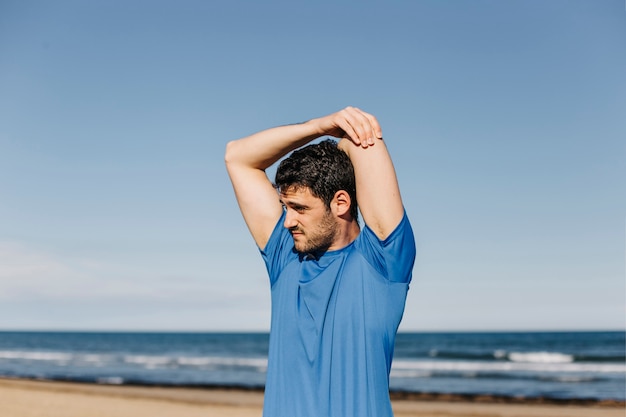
left=0, top=0, right=624, bottom=331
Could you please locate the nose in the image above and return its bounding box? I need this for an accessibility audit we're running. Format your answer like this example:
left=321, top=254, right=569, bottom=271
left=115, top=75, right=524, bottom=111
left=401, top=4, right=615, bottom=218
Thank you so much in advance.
left=283, top=208, right=298, bottom=229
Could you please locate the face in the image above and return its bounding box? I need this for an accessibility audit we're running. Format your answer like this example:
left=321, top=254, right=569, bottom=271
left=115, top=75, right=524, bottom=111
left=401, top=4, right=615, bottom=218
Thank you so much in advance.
left=280, top=187, right=339, bottom=254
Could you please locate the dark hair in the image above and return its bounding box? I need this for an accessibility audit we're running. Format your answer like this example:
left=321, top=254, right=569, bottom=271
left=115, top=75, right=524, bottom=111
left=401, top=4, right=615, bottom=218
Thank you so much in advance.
left=275, top=139, right=358, bottom=221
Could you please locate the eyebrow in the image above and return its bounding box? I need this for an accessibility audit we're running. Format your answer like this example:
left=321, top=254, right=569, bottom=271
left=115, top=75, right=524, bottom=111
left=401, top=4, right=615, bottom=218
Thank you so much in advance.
left=280, top=199, right=309, bottom=210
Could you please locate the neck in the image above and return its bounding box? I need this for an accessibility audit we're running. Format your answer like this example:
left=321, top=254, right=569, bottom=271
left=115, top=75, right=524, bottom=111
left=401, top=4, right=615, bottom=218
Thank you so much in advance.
left=327, top=219, right=360, bottom=251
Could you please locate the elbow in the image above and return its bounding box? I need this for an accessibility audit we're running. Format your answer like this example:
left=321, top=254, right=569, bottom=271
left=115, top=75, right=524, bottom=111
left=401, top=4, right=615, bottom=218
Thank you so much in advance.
left=224, top=140, right=239, bottom=168
left=225, top=139, right=255, bottom=176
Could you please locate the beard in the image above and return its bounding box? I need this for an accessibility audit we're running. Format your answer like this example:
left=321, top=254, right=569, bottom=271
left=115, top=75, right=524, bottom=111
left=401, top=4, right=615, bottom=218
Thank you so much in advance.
left=291, top=210, right=338, bottom=255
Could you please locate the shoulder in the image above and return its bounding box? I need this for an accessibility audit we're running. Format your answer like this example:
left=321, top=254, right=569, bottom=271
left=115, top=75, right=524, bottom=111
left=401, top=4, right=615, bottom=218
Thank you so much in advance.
left=260, top=211, right=299, bottom=285
left=359, top=210, right=413, bottom=247
left=354, top=211, right=415, bottom=282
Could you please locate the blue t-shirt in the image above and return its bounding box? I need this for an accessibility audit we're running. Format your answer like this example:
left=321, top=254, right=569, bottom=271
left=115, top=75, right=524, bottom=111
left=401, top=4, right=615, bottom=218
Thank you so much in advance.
left=260, top=211, right=416, bottom=417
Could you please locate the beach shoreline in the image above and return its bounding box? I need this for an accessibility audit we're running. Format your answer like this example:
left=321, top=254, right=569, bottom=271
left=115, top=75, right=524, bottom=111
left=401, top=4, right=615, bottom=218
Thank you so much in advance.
left=1, top=377, right=623, bottom=417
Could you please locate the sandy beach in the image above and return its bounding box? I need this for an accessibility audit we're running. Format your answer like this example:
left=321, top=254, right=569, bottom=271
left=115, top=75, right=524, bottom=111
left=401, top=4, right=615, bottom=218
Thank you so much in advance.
left=1, top=378, right=623, bottom=417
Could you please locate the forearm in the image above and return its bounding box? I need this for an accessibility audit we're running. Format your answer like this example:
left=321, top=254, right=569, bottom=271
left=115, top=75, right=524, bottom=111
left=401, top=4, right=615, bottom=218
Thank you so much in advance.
left=225, top=120, right=325, bottom=249
left=225, top=120, right=323, bottom=171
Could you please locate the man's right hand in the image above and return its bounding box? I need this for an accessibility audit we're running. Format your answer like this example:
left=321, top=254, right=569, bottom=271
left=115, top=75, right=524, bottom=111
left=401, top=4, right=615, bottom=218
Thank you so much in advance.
left=311, top=106, right=383, bottom=149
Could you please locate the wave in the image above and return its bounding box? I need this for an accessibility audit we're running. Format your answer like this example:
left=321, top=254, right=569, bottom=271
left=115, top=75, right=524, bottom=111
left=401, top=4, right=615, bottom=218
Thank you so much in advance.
left=389, top=368, right=609, bottom=383
left=391, top=359, right=626, bottom=374
left=1, top=349, right=623, bottom=376
left=0, top=350, right=75, bottom=362
left=0, top=350, right=268, bottom=370
left=427, top=349, right=624, bottom=364
left=508, top=352, right=574, bottom=363
left=123, top=354, right=267, bottom=370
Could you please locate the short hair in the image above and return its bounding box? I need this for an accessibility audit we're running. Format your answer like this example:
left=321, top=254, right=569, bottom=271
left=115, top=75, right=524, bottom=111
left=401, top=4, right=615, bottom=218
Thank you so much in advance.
left=275, top=139, right=358, bottom=221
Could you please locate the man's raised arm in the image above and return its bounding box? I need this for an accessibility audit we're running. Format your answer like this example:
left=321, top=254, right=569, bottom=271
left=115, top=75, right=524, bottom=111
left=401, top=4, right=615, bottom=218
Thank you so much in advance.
left=334, top=107, right=405, bottom=240
left=225, top=122, right=320, bottom=250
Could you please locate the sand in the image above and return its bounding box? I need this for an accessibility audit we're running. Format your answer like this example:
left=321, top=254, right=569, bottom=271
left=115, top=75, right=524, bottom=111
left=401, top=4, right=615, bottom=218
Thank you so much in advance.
left=1, top=378, right=623, bottom=417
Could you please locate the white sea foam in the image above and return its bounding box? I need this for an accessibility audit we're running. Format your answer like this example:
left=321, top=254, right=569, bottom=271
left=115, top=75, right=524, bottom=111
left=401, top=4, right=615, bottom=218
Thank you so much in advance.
left=0, top=349, right=269, bottom=372
left=389, top=369, right=432, bottom=378
left=0, top=350, right=73, bottom=361
left=123, top=355, right=173, bottom=368
left=78, top=354, right=111, bottom=365
left=177, top=356, right=267, bottom=369
left=0, top=350, right=116, bottom=366
left=176, top=357, right=216, bottom=366
left=391, top=359, right=626, bottom=374
left=120, top=354, right=268, bottom=370
left=508, top=351, right=574, bottom=364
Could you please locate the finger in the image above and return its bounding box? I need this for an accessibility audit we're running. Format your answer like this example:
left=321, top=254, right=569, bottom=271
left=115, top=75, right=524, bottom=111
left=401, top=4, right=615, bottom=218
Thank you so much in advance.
left=336, top=109, right=362, bottom=146
left=349, top=107, right=378, bottom=147
left=363, top=112, right=382, bottom=140
left=341, top=107, right=371, bottom=148
left=352, top=107, right=382, bottom=145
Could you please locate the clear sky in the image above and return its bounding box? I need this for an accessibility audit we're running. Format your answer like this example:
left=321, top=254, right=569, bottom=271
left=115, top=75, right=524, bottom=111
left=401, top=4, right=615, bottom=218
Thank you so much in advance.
left=0, top=0, right=624, bottom=332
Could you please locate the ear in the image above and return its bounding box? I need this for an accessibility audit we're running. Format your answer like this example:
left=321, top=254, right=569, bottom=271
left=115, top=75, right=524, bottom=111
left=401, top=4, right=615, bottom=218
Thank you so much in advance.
left=331, top=190, right=352, bottom=218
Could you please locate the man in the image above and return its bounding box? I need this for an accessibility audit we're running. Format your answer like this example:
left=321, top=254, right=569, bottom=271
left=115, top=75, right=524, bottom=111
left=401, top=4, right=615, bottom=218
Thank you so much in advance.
left=225, top=106, right=415, bottom=417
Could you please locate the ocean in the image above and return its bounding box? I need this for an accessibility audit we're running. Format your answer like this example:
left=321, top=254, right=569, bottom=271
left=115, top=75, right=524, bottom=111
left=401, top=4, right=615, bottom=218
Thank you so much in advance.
left=0, top=331, right=623, bottom=402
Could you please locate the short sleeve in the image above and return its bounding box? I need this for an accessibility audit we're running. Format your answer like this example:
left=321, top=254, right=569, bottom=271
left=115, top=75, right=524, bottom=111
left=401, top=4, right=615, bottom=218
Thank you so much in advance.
left=260, top=211, right=296, bottom=286
left=356, top=211, right=416, bottom=283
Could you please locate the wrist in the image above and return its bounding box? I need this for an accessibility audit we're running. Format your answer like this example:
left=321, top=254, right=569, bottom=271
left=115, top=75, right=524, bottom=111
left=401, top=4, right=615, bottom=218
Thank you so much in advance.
left=303, top=117, right=325, bottom=137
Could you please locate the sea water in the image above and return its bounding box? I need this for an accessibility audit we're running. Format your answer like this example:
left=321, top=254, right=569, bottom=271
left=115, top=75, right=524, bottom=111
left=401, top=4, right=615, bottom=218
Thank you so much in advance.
left=0, top=331, right=623, bottom=401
